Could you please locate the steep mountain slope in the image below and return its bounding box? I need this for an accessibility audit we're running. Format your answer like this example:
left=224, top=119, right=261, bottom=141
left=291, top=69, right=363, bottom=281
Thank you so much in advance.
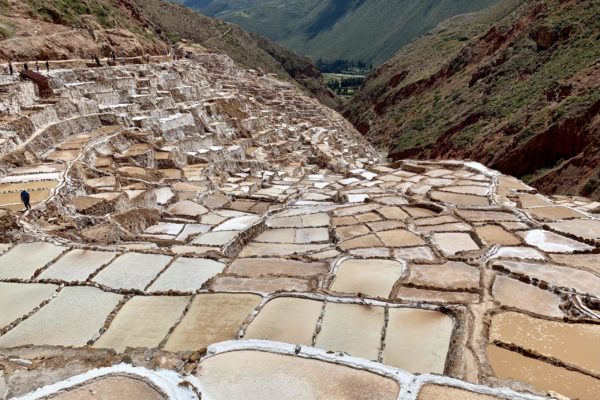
left=179, top=0, right=500, bottom=66
left=345, top=0, right=600, bottom=199
left=0, top=0, right=339, bottom=108
left=0, top=0, right=168, bottom=60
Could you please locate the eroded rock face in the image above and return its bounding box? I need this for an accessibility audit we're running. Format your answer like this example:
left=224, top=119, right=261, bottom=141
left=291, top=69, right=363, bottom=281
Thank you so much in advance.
left=0, top=54, right=599, bottom=400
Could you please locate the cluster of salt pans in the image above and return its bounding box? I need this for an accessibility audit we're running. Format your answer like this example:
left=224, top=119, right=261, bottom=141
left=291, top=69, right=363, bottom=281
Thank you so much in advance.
left=0, top=55, right=599, bottom=400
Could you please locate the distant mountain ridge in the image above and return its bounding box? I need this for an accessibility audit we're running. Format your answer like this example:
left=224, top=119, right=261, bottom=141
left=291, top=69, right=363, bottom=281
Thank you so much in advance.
left=178, top=0, right=501, bottom=66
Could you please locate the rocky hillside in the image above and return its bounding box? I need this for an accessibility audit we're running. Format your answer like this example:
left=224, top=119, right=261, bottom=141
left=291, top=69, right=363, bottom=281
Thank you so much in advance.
left=179, top=0, right=500, bottom=66
left=345, top=0, right=600, bottom=199
left=0, top=0, right=338, bottom=108
left=0, top=0, right=168, bottom=60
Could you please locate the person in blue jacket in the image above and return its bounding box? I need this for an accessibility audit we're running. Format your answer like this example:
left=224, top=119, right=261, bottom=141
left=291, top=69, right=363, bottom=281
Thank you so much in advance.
left=20, top=190, right=31, bottom=210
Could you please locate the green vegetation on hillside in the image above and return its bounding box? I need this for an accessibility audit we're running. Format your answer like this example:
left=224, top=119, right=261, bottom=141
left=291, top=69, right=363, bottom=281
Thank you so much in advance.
left=345, top=0, right=600, bottom=199
left=26, top=0, right=118, bottom=28
left=20, top=0, right=160, bottom=43
left=324, top=74, right=364, bottom=102
left=179, top=0, right=501, bottom=66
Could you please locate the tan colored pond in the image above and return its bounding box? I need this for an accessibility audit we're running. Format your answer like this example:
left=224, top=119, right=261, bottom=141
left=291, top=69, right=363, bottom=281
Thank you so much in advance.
left=94, top=296, right=189, bottom=352
left=197, top=350, right=399, bottom=400
left=487, top=345, right=600, bottom=400
left=490, top=311, right=600, bottom=375
left=316, top=302, right=384, bottom=361
left=418, top=384, right=502, bottom=400
left=383, top=308, right=453, bottom=374
left=331, top=258, right=404, bottom=298
left=245, top=297, right=322, bottom=345
left=50, top=376, right=166, bottom=400
left=164, top=293, right=261, bottom=351
left=492, top=276, right=562, bottom=318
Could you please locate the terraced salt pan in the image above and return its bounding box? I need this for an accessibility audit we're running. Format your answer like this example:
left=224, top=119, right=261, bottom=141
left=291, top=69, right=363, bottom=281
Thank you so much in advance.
left=197, top=350, right=399, bottom=400
left=376, top=229, right=424, bottom=247
left=228, top=258, right=328, bottom=277
left=0, top=190, right=53, bottom=210
left=38, top=249, right=117, bottom=281
left=214, top=215, right=261, bottom=231
left=406, top=262, right=480, bottom=290
left=487, top=345, right=600, bottom=400
left=549, top=253, right=600, bottom=275
left=395, top=287, right=479, bottom=304
left=527, top=206, right=586, bottom=221
left=0, top=242, right=66, bottom=279
left=164, top=293, right=261, bottom=351
left=0, top=286, right=122, bottom=347
left=94, top=296, right=189, bottom=352
left=315, top=302, right=384, bottom=361
left=492, top=276, right=563, bottom=318
left=417, top=222, right=473, bottom=233
left=175, top=224, right=211, bottom=241
left=394, top=246, right=436, bottom=261
left=295, top=228, right=329, bottom=243
left=239, top=243, right=330, bottom=257
left=193, top=231, right=238, bottom=246
left=455, top=210, right=520, bottom=222
left=245, top=297, right=322, bottom=345
left=475, top=225, right=520, bottom=246
left=167, top=200, right=208, bottom=217
left=0, top=172, right=61, bottom=183
left=144, top=222, right=184, bottom=236
left=432, top=233, right=479, bottom=256
left=548, top=218, right=600, bottom=241
left=418, top=385, right=502, bottom=400
left=430, top=191, right=489, bottom=206
left=490, top=311, right=600, bottom=374
left=0, top=282, right=57, bottom=328
left=378, top=206, right=410, bottom=220
left=212, top=276, right=310, bottom=292
left=383, top=308, right=453, bottom=373
left=519, top=229, right=593, bottom=253
left=93, top=252, right=172, bottom=291
left=441, top=185, right=489, bottom=196
left=148, top=257, right=225, bottom=292
left=335, top=224, right=370, bottom=240
left=255, top=229, right=296, bottom=243
left=0, top=180, right=58, bottom=192
left=46, top=376, right=166, bottom=400
left=488, top=247, right=545, bottom=261
left=494, top=261, right=600, bottom=298
left=331, top=258, right=404, bottom=298
left=339, top=234, right=383, bottom=250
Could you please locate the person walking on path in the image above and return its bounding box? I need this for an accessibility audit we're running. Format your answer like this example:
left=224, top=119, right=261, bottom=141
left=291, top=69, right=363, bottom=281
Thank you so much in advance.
left=35, top=61, right=39, bottom=73
left=8, top=61, right=12, bottom=75
left=45, top=60, right=50, bottom=73
left=23, top=62, right=28, bottom=71
left=20, top=190, right=31, bottom=211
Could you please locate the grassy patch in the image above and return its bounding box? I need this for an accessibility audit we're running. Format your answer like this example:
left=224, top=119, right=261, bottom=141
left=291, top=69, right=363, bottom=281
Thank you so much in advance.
left=165, top=31, right=182, bottom=44
left=452, top=121, right=488, bottom=149
left=582, top=178, right=599, bottom=196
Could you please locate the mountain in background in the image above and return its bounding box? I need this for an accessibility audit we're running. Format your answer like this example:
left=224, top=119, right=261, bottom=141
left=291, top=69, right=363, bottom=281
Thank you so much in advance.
left=0, top=0, right=338, bottom=108
left=177, top=0, right=500, bottom=67
left=344, top=0, right=600, bottom=199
